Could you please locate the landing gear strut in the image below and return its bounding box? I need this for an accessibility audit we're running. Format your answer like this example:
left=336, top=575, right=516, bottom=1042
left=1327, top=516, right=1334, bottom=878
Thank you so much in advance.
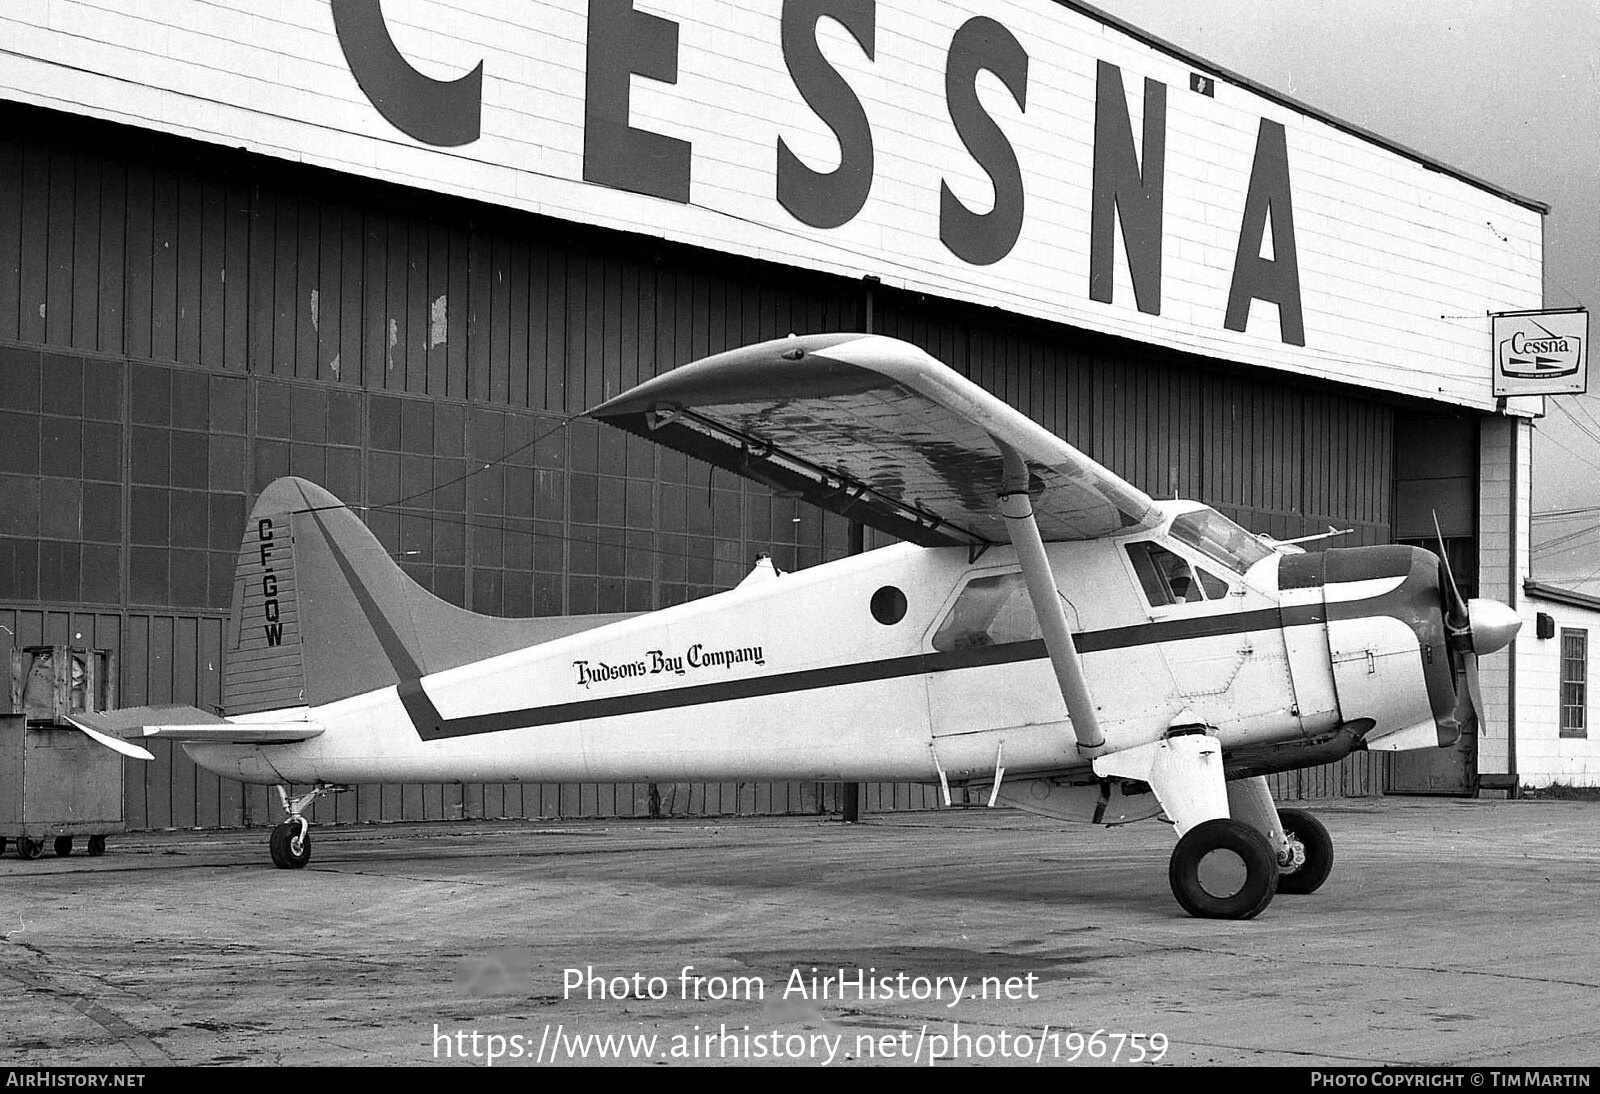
left=1096, top=734, right=1284, bottom=919
left=269, top=784, right=347, bottom=870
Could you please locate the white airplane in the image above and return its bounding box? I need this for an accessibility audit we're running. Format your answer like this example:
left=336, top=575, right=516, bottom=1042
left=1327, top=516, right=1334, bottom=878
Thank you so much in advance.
left=67, top=333, right=1521, bottom=919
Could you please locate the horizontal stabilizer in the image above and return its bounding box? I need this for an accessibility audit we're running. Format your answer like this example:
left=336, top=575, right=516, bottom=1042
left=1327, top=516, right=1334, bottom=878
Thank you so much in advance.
left=67, top=705, right=324, bottom=747
left=61, top=715, right=156, bottom=762
left=139, top=723, right=325, bottom=744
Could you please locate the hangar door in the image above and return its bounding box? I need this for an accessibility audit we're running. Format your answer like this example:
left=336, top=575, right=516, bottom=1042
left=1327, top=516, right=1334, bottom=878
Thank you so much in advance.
left=1390, top=415, right=1477, bottom=795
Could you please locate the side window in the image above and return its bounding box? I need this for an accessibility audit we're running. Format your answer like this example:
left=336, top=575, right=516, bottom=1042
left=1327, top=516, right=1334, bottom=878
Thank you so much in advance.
left=1126, top=543, right=1230, bottom=607
left=931, top=573, right=1042, bottom=651
left=1196, top=568, right=1230, bottom=600
left=1126, top=542, right=1196, bottom=606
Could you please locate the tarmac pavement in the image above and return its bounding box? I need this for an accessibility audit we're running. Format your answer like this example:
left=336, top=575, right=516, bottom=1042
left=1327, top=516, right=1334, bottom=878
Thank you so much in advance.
left=1, top=796, right=1597, bottom=1067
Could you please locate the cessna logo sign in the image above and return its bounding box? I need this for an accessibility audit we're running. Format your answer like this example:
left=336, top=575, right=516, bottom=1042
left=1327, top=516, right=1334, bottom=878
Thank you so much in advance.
left=330, top=0, right=1305, bottom=345
left=1493, top=310, right=1590, bottom=396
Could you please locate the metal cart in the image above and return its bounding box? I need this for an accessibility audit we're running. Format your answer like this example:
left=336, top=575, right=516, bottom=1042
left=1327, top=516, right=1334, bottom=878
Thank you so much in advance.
left=2, top=646, right=124, bottom=860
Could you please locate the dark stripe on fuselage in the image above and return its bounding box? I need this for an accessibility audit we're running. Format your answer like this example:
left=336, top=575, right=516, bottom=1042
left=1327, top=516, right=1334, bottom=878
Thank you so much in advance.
left=297, top=532, right=1450, bottom=744
left=309, top=506, right=450, bottom=734
left=414, top=603, right=1339, bottom=741
left=1278, top=544, right=1416, bottom=591
left=1277, top=551, right=1326, bottom=590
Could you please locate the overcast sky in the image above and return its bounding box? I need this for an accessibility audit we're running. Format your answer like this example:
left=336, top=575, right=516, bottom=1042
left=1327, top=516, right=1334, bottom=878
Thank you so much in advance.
left=1086, top=0, right=1600, bottom=588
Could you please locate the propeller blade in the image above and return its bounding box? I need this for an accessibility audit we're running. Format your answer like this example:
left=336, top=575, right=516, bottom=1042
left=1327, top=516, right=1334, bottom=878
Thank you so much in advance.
left=1432, top=511, right=1470, bottom=630
left=1462, top=652, right=1486, bottom=726
left=1441, top=651, right=1487, bottom=747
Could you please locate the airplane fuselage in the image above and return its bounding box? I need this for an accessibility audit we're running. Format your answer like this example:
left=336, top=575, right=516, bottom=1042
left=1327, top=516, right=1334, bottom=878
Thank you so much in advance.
left=188, top=503, right=1450, bottom=801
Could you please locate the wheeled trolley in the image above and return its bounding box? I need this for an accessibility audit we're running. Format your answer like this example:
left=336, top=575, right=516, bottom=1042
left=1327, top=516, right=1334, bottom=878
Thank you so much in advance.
left=2, top=646, right=125, bottom=860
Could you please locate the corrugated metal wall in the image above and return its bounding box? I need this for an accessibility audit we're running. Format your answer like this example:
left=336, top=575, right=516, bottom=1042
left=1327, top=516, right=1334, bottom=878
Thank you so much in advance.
left=0, top=103, right=1392, bottom=830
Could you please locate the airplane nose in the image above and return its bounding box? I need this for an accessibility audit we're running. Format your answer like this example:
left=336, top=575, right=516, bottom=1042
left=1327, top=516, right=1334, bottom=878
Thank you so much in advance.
left=1465, top=598, right=1521, bottom=656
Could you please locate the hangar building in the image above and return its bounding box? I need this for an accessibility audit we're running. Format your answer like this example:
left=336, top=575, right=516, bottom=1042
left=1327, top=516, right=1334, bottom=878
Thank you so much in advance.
left=1510, top=583, right=1600, bottom=788
left=0, top=1, right=1548, bottom=827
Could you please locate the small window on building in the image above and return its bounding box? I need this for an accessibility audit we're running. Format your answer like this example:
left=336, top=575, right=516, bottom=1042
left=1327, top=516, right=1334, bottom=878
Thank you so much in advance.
left=931, top=572, right=1042, bottom=651
left=1560, top=628, right=1587, bottom=739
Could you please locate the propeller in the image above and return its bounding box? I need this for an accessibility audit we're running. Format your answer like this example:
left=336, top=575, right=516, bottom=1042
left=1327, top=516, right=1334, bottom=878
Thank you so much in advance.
left=1431, top=514, right=1521, bottom=742
left=1432, top=513, right=1471, bottom=635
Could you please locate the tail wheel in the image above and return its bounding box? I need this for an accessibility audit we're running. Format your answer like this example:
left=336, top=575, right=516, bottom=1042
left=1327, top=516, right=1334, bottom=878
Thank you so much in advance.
left=269, top=820, right=311, bottom=870
left=1169, top=818, right=1279, bottom=919
left=1275, top=808, right=1333, bottom=895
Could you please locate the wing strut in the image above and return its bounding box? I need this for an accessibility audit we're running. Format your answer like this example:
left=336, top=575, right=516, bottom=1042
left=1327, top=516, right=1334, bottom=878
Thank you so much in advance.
left=997, top=443, right=1106, bottom=755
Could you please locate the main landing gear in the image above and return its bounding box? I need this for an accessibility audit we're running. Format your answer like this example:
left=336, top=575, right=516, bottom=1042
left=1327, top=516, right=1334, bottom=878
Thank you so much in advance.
left=1168, top=775, right=1335, bottom=917
left=1095, top=734, right=1334, bottom=919
left=269, top=784, right=346, bottom=869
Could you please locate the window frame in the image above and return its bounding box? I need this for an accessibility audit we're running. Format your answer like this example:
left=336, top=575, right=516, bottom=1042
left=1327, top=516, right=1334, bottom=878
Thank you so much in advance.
left=928, top=569, right=1045, bottom=653
left=1123, top=539, right=1233, bottom=609
left=1559, top=627, right=1588, bottom=739
left=1167, top=507, right=1275, bottom=576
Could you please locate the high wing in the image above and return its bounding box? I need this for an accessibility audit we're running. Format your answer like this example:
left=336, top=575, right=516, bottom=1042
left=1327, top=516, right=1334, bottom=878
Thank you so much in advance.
left=589, top=333, right=1159, bottom=546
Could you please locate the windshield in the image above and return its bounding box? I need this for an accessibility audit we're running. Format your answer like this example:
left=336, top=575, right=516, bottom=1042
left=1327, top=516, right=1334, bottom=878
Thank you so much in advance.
left=1168, top=508, right=1274, bottom=575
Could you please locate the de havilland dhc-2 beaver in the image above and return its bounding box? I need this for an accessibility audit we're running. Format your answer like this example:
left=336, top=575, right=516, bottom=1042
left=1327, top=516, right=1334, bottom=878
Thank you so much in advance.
left=67, top=333, right=1521, bottom=919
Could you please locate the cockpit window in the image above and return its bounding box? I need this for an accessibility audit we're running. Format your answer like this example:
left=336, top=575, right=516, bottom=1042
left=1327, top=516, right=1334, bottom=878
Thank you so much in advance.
left=931, top=572, right=1042, bottom=651
left=1126, top=542, right=1232, bottom=607
left=1169, top=508, right=1274, bottom=574
left=1128, top=542, right=1196, bottom=605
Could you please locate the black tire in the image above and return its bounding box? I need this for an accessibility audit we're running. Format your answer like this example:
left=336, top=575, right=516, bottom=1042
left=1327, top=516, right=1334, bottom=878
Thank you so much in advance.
left=269, top=821, right=311, bottom=869
left=53, top=836, right=72, bottom=858
left=1169, top=818, right=1279, bottom=919
left=16, top=836, right=44, bottom=861
left=1275, top=808, right=1333, bottom=895
left=0, top=837, right=6, bottom=856
left=86, top=835, right=107, bottom=857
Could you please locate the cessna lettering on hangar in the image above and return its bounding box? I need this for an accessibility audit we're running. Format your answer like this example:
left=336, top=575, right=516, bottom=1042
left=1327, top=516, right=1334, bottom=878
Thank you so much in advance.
left=69, top=335, right=1520, bottom=920
left=332, top=0, right=1309, bottom=347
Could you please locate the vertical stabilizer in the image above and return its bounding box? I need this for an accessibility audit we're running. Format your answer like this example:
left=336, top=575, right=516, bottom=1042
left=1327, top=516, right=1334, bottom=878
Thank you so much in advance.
left=226, top=482, right=309, bottom=714
left=223, top=478, right=637, bottom=719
